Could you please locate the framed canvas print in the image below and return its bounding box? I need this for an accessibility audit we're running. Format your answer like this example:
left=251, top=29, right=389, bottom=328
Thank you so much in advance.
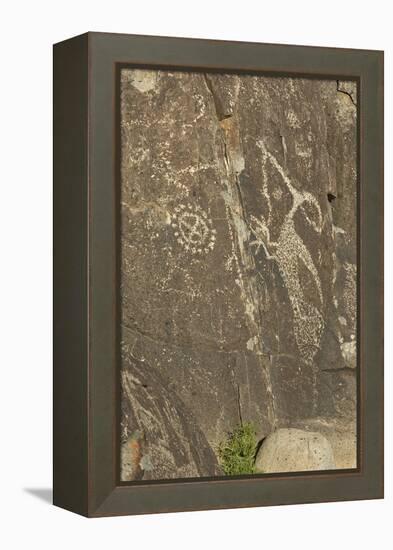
left=53, top=32, right=383, bottom=517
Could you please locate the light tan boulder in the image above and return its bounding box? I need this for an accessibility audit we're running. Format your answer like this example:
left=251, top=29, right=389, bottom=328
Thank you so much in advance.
left=255, top=428, right=336, bottom=473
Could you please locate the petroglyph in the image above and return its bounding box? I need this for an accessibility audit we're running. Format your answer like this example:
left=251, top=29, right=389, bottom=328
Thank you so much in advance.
left=119, top=69, right=358, bottom=479
left=343, top=262, right=356, bottom=326
left=287, top=109, right=301, bottom=129
left=171, top=204, right=216, bottom=254
left=251, top=141, right=324, bottom=364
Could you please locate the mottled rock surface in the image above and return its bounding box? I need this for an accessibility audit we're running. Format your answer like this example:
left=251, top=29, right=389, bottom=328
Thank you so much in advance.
left=255, top=428, right=336, bottom=473
left=119, top=68, right=357, bottom=480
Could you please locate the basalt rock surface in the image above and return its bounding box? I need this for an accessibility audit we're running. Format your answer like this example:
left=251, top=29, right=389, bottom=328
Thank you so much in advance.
left=119, top=69, right=357, bottom=480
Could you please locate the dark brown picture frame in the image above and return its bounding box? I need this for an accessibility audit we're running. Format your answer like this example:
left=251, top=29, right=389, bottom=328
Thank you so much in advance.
left=53, top=32, right=383, bottom=517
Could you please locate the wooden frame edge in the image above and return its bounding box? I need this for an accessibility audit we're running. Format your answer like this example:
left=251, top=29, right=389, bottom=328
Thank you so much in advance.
left=53, top=32, right=384, bottom=517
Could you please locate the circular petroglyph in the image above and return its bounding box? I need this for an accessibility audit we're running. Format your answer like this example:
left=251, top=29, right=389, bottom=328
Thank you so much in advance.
left=171, top=204, right=216, bottom=254
left=272, top=187, right=283, bottom=201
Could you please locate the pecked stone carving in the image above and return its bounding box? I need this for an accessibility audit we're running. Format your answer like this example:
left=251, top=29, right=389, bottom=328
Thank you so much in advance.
left=119, top=69, right=357, bottom=480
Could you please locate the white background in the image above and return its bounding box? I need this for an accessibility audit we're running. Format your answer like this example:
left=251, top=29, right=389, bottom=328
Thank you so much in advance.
left=0, top=0, right=391, bottom=548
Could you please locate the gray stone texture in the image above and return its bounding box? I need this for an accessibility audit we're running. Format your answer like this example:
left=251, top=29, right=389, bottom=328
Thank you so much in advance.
left=119, top=69, right=357, bottom=480
left=255, top=428, right=336, bottom=473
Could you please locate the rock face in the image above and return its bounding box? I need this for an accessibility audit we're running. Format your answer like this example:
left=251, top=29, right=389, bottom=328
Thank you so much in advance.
left=119, top=68, right=357, bottom=480
left=255, top=428, right=335, bottom=473
left=120, top=355, right=221, bottom=480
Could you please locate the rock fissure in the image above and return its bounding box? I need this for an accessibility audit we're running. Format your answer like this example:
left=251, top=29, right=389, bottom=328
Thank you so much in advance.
left=122, top=321, right=267, bottom=355
left=236, top=383, right=244, bottom=427
left=203, top=73, right=232, bottom=121
left=336, top=80, right=357, bottom=106
left=321, top=366, right=356, bottom=374
left=213, top=96, right=277, bottom=430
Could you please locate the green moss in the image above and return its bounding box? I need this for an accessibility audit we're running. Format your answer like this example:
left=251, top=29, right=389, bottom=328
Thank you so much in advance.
left=218, top=422, right=258, bottom=475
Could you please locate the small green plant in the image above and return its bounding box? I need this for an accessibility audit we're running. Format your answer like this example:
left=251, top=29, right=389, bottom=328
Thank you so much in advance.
left=218, top=422, right=258, bottom=475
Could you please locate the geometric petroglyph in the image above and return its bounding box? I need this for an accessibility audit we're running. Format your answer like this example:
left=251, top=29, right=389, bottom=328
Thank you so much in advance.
left=250, top=141, right=324, bottom=364
left=171, top=203, right=216, bottom=254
